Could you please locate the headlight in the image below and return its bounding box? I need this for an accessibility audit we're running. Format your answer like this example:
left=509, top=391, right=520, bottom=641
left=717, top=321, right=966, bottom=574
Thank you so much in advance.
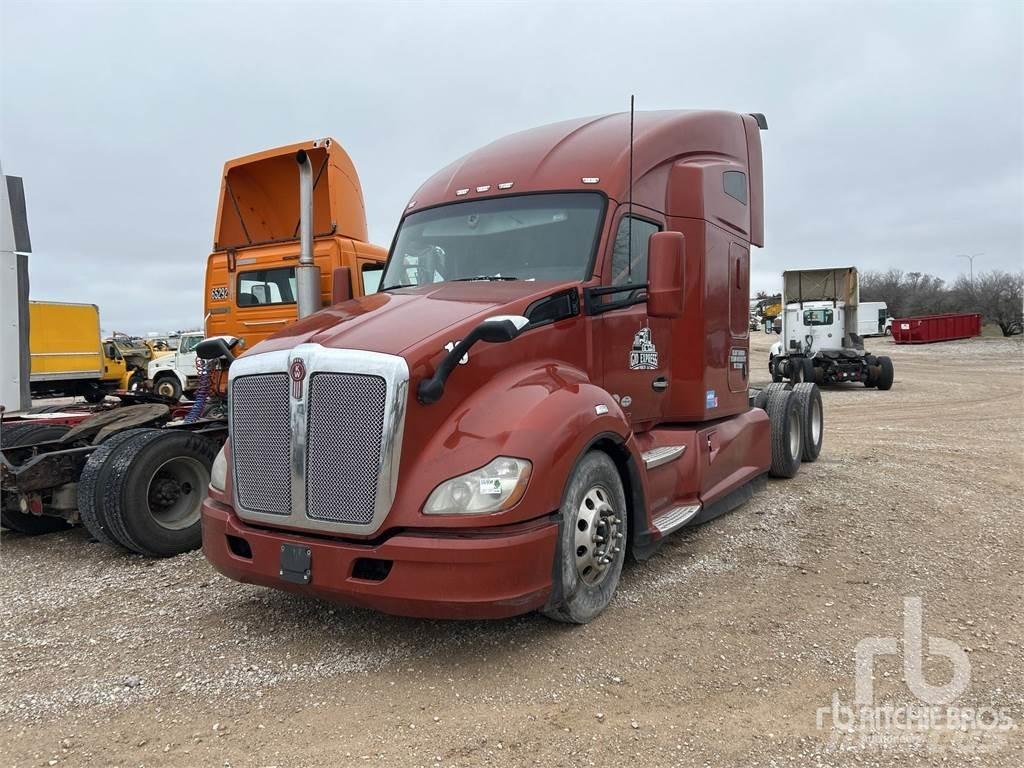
left=424, top=457, right=532, bottom=515
left=210, top=445, right=228, bottom=492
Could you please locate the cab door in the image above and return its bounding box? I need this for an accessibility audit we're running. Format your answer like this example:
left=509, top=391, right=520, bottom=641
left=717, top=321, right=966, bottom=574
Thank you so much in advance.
left=591, top=208, right=671, bottom=426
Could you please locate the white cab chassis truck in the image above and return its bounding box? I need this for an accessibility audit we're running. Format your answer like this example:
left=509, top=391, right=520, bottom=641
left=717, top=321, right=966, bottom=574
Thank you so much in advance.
left=147, top=331, right=202, bottom=400
left=768, top=267, right=894, bottom=389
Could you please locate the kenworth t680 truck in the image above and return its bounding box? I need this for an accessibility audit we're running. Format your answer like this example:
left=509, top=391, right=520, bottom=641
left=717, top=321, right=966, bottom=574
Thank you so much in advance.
left=202, top=110, right=823, bottom=622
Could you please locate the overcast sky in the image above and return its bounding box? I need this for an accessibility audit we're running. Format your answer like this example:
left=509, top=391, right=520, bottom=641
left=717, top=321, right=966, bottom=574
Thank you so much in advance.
left=2, top=0, right=1021, bottom=333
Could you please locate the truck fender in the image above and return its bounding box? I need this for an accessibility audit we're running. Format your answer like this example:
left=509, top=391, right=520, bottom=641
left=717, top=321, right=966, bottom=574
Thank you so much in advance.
left=405, top=362, right=644, bottom=529
left=769, top=340, right=783, bottom=358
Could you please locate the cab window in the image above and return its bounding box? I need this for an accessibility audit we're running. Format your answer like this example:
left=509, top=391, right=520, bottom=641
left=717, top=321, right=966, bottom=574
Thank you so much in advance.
left=362, top=264, right=383, bottom=295
left=610, top=216, right=659, bottom=285
left=803, top=309, right=834, bottom=326
left=179, top=335, right=201, bottom=353
left=237, top=267, right=296, bottom=306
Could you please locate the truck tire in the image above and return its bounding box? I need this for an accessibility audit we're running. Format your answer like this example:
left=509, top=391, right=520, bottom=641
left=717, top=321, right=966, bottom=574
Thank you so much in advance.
left=765, top=382, right=791, bottom=395
left=154, top=374, right=183, bottom=402
left=766, top=389, right=802, bottom=479
left=542, top=451, right=628, bottom=624
left=798, top=357, right=815, bottom=384
left=752, top=388, right=769, bottom=411
left=77, top=429, right=160, bottom=548
left=1, top=424, right=74, bottom=535
left=791, top=383, right=824, bottom=462
left=1, top=423, right=69, bottom=449
left=769, top=356, right=782, bottom=383
left=103, top=429, right=217, bottom=557
left=82, top=385, right=107, bottom=404
left=876, top=356, right=894, bottom=391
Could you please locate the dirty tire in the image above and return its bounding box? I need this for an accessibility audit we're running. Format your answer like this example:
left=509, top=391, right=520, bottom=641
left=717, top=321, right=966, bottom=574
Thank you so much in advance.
left=1, top=423, right=69, bottom=450
left=542, top=451, right=628, bottom=624
left=765, top=382, right=792, bottom=396
left=767, top=389, right=803, bottom=479
left=154, top=375, right=183, bottom=402
left=769, top=356, right=782, bottom=383
left=791, top=383, right=824, bottom=462
left=876, top=356, right=894, bottom=391
left=77, top=429, right=160, bottom=548
left=753, top=389, right=770, bottom=411
left=1, top=425, right=74, bottom=535
left=104, top=430, right=217, bottom=557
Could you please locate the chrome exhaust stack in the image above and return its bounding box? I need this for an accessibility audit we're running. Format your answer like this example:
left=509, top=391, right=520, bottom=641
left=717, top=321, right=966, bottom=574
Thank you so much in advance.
left=295, top=149, right=321, bottom=319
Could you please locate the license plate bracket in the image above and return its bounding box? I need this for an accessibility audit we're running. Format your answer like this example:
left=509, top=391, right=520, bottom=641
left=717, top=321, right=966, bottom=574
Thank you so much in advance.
left=279, top=543, right=311, bottom=584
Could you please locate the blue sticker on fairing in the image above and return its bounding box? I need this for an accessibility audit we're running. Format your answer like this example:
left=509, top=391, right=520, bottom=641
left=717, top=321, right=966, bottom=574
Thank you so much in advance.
left=706, top=389, right=718, bottom=408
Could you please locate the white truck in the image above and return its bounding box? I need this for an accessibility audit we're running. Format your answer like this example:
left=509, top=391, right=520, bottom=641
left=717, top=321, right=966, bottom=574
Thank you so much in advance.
left=858, top=300, right=892, bottom=337
left=768, top=267, right=894, bottom=389
left=147, top=330, right=203, bottom=400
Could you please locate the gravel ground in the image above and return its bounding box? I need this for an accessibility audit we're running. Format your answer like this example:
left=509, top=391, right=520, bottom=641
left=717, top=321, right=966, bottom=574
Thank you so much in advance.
left=2, top=333, right=1022, bottom=767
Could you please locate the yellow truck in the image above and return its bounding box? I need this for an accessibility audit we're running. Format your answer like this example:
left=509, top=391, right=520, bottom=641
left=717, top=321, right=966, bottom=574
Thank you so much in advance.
left=29, top=301, right=125, bottom=402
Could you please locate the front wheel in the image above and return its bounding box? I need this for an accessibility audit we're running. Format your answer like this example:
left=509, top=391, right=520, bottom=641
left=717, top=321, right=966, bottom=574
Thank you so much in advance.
left=769, top=356, right=783, bottom=383
left=154, top=375, right=183, bottom=401
left=542, top=451, right=627, bottom=624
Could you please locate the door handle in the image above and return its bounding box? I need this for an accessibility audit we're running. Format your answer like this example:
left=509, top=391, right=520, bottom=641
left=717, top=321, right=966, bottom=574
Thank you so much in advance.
left=652, top=377, right=668, bottom=392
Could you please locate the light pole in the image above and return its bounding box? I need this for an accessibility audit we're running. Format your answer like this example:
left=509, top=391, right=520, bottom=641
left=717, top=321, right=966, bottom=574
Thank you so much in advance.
left=955, top=253, right=982, bottom=287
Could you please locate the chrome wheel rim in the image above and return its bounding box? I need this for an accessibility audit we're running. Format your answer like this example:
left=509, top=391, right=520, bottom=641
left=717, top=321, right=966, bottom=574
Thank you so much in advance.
left=146, top=456, right=207, bottom=530
left=811, top=398, right=822, bottom=445
left=156, top=380, right=176, bottom=398
left=789, top=409, right=802, bottom=458
left=573, top=485, right=622, bottom=586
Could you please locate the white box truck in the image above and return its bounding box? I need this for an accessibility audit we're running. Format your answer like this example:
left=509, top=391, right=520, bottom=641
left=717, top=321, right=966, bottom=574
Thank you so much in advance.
left=858, top=300, right=891, bottom=337
left=768, top=267, right=894, bottom=389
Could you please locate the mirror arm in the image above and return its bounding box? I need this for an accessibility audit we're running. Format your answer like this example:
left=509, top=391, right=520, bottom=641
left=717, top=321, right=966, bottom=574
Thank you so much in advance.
left=417, top=327, right=485, bottom=405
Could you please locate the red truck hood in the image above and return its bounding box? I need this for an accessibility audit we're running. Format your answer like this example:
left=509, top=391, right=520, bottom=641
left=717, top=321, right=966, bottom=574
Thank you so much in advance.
left=246, top=280, right=576, bottom=359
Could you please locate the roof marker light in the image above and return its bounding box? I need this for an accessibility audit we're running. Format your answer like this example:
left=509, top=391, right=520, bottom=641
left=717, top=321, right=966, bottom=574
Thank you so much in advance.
left=497, top=182, right=514, bottom=190
left=455, top=188, right=470, bottom=196
left=476, top=185, right=491, bottom=193
left=407, top=201, right=416, bottom=209
left=582, top=177, right=600, bottom=184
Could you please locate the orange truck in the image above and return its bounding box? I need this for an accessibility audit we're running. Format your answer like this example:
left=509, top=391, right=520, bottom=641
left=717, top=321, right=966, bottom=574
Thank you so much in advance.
left=2, top=138, right=385, bottom=554
left=204, top=138, right=387, bottom=350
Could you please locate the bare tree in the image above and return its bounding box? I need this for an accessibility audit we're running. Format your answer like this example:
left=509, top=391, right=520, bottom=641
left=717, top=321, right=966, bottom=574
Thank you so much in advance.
left=974, top=271, right=1024, bottom=336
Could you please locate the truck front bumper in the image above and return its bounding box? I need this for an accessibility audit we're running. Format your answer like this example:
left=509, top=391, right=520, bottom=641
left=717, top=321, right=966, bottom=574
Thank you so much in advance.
left=201, top=498, right=559, bottom=620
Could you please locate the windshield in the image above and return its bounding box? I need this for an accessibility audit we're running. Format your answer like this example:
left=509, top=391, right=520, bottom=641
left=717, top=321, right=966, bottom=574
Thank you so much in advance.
left=803, top=309, right=834, bottom=326
left=381, top=193, right=605, bottom=289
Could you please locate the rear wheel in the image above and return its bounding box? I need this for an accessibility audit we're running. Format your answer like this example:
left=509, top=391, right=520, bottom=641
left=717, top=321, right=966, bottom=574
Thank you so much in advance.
left=542, top=451, right=627, bottom=624
left=77, top=429, right=160, bottom=548
left=1, top=424, right=73, bottom=535
left=876, top=356, right=894, bottom=390
left=766, top=389, right=803, bottom=479
left=103, top=430, right=217, bottom=557
left=791, top=383, right=824, bottom=462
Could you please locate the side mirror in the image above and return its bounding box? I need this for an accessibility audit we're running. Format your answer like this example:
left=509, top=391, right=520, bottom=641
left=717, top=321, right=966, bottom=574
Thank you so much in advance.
left=196, top=336, right=240, bottom=363
left=418, top=315, right=529, bottom=404
left=331, top=266, right=353, bottom=304
left=647, top=231, right=684, bottom=318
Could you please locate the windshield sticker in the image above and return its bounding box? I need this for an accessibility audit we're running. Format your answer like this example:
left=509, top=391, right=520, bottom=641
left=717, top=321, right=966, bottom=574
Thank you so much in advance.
left=629, top=327, right=659, bottom=370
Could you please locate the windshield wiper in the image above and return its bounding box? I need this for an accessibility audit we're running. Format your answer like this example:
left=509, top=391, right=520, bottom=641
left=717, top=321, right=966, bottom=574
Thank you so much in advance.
left=451, top=275, right=519, bottom=282
left=380, top=283, right=418, bottom=291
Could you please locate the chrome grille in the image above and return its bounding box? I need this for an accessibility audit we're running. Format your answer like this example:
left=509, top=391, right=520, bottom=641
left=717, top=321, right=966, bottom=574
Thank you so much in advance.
left=305, top=373, right=387, bottom=524
left=231, top=374, right=291, bottom=515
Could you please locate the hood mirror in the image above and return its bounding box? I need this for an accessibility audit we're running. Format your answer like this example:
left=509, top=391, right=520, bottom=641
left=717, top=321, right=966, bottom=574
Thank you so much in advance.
left=418, top=314, right=529, bottom=404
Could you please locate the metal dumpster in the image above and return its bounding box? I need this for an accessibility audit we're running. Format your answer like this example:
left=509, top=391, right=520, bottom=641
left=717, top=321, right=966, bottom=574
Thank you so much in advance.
left=891, top=313, right=982, bottom=344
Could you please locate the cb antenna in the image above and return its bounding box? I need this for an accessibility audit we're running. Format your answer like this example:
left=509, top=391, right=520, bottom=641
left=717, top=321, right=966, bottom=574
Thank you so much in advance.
left=627, top=94, right=635, bottom=282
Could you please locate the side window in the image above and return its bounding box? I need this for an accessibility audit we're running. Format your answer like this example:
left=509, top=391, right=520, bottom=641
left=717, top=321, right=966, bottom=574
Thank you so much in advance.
left=723, top=171, right=747, bottom=204
left=610, top=216, right=660, bottom=285
left=361, top=264, right=383, bottom=295
left=236, top=267, right=296, bottom=306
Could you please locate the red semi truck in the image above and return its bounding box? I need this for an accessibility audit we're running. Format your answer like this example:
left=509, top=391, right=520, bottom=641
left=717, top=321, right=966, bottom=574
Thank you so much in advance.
left=202, top=110, right=823, bottom=622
